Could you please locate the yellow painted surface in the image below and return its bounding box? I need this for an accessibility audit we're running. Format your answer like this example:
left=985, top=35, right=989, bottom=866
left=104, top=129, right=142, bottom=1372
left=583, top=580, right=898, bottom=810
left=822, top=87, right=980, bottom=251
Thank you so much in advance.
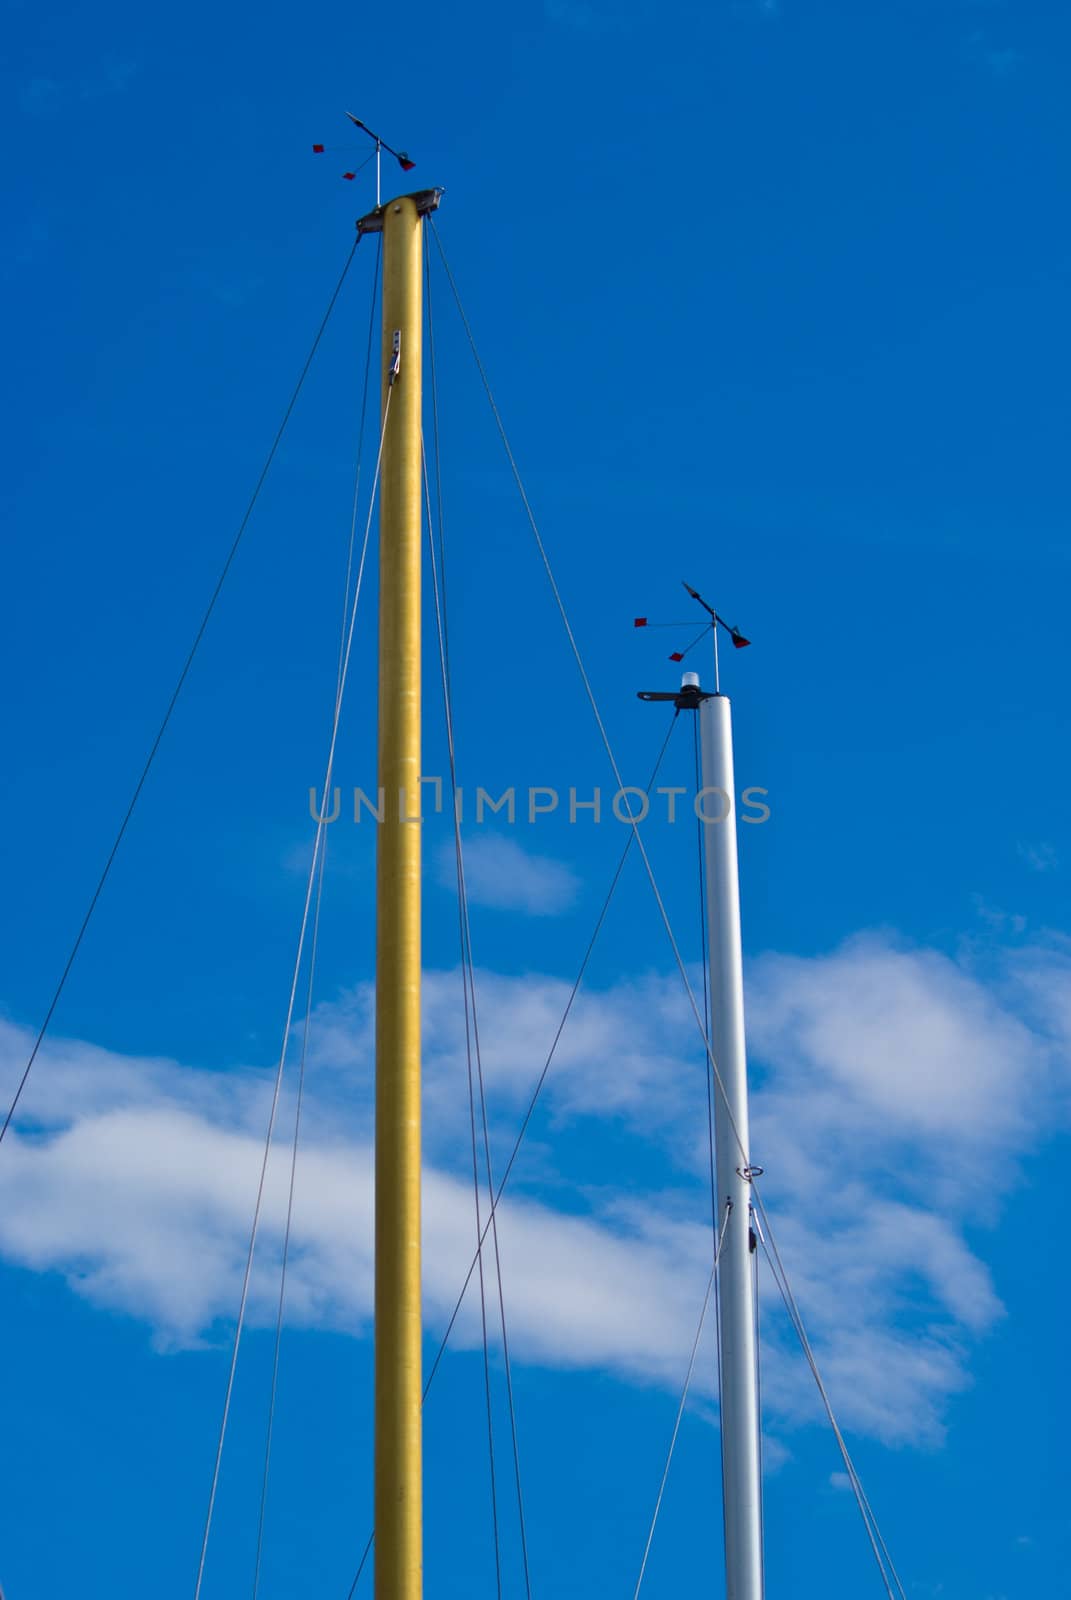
left=374, top=193, right=423, bottom=1600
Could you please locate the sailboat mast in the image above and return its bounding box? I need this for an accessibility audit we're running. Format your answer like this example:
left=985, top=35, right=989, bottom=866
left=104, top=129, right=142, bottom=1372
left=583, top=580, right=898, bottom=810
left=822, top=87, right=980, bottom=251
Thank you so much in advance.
left=699, top=689, right=764, bottom=1600
left=358, top=185, right=440, bottom=1600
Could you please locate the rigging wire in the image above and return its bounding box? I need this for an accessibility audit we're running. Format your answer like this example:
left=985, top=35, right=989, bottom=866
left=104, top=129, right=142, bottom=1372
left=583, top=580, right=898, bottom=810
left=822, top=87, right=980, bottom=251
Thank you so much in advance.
left=0, top=234, right=363, bottom=1152
left=429, top=221, right=907, bottom=1600
left=421, top=718, right=679, bottom=1395
left=752, top=1205, right=908, bottom=1600
left=335, top=238, right=382, bottom=688
left=341, top=716, right=680, bottom=1597
left=251, top=830, right=327, bottom=1600
left=423, top=452, right=505, bottom=1595
left=428, top=217, right=754, bottom=1176
left=192, top=383, right=394, bottom=1600
left=423, top=238, right=504, bottom=1594
left=752, top=1200, right=767, bottom=1576
left=423, top=236, right=533, bottom=1599
left=345, top=1533, right=375, bottom=1600
left=425, top=451, right=505, bottom=1597
left=633, top=1205, right=731, bottom=1600
left=250, top=244, right=383, bottom=1600
left=465, top=906, right=533, bottom=1600
left=424, top=449, right=533, bottom=1596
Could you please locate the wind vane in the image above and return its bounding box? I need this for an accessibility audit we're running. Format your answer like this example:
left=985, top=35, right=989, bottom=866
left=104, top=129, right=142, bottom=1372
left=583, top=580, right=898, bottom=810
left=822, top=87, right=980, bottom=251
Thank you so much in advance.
left=634, top=581, right=750, bottom=693
left=312, top=113, right=416, bottom=205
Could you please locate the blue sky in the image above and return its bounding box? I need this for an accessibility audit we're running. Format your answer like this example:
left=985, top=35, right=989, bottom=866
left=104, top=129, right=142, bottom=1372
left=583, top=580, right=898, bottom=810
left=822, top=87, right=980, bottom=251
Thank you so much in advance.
left=3, top=0, right=1070, bottom=1596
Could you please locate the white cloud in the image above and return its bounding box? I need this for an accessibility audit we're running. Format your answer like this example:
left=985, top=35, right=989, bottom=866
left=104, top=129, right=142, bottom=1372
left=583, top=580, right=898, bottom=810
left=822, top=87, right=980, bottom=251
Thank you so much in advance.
left=0, top=1025, right=707, bottom=1381
left=435, top=834, right=580, bottom=916
left=305, top=966, right=700, bottom=1146
left=1018, top=841, right=1058, bottom=874
left=739, top=932, right=1071, bottom=1441
left=972, top=894, right=1027, bottom=934
left=1, top=928, right=1069, bottom=1447
left=748, top=933, right=1042, bottom=1148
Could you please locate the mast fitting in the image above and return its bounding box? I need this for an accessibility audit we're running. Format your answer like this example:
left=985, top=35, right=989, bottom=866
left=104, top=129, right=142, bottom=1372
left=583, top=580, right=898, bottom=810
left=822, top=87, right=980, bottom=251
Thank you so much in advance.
left=637, top=672, right=715, bottom=711
left=357, top=187, right=444, bottom=236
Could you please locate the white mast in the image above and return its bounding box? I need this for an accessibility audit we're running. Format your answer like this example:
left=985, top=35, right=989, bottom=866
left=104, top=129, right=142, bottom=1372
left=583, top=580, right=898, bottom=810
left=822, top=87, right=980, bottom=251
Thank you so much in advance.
left=698, top=684, right=764, bottom=1600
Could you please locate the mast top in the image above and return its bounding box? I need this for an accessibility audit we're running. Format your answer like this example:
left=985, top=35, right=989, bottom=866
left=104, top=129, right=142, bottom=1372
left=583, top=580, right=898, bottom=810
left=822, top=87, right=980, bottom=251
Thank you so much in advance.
left=357, top=188, right=444, bottom=236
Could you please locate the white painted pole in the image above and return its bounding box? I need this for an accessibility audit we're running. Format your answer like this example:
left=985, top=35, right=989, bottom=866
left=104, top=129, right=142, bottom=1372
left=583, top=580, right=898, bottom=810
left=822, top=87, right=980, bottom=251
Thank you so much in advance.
left=698, top=687, right=764, bottom=1600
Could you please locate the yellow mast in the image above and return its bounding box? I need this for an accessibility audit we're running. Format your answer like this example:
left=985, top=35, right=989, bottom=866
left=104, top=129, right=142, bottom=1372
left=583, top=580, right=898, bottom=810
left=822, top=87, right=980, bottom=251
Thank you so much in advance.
left=357, top=186, right=441, bottom=1599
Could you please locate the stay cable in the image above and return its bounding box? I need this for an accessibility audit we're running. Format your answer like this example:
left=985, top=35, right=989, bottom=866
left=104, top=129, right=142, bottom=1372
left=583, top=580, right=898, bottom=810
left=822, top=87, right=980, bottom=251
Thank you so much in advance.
left=1, top=236, right=363, bottom=1150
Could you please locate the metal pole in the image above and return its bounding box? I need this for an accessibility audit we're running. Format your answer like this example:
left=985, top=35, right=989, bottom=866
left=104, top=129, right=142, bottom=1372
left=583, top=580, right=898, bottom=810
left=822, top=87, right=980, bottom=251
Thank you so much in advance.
left=698, top=689, right=764, bottom=1600
left=374, top=191, right=425, bottom=1600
